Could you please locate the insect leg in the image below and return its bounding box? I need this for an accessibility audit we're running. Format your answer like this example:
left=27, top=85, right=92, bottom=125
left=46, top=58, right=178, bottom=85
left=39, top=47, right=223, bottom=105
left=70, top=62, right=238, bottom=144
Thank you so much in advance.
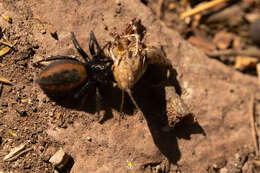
left=108, top=43, right=117, bottom=61
left=119, top=90, right=125, bottom=122
left=122, top=34, right=139, bottom=55
left=126, top=88, right=143, bottom=117
left=71, top=32, right=91, bottom=62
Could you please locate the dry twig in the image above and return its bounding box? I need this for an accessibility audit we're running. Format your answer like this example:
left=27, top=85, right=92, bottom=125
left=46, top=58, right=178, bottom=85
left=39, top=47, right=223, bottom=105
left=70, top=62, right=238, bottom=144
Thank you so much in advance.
left=180, top=0, right=229, bottom=19
left=206, top=49, right=260, bottom=59
left=5, top=148, right=33, bottom=162
left=156, top=0, right=164, bottom=19
left=257, top=63, right=260, bottom=88
left=4, top=142, right=27, bottom=161
left=0, top=76, right=12, bottom=85
left=248, top=94, right=259, bottom=156
left=0, top=82, right=2, bottom=97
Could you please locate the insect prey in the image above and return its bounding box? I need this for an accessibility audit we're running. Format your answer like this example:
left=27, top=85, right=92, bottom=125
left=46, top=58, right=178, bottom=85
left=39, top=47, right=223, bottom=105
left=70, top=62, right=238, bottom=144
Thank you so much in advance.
left=107, top=18, right=172, bottom=117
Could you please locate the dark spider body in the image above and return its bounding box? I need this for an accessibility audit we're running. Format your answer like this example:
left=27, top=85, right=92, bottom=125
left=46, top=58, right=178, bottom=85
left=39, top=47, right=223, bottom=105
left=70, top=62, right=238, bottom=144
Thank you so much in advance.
left=38, top=57, right=113, bottom=92
left=35, top=31, right=114, bottom=115
left=38, top=59, right=88, bottom=91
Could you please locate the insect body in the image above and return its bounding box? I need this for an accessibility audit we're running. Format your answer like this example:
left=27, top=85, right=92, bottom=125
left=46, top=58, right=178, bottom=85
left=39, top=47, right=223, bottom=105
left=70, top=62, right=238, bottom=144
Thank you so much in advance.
left=35, top=31, right=114, bottom=117
left=108, top=18, right=172, bottom=116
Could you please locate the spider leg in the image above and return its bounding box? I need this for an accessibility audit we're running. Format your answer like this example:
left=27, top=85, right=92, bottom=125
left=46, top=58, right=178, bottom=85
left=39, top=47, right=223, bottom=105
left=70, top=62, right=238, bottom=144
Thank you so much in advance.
left=71, top=32, right=91, bottom=62
left=95, top=86, right=102, bottom=121
left=74, top=81, right=95, bottom=111
left=74, top=80, right=93, bottom=99
left=89, top=31, right=103, bottom=60
left=33, top=56, right=80, bottom=66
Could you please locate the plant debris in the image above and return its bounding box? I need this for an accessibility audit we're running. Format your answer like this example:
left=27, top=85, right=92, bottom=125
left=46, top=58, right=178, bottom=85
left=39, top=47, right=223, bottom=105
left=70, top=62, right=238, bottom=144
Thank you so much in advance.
left=3, top=141, right=31, bottom=161
left=0, top=77, right=12, bottom=85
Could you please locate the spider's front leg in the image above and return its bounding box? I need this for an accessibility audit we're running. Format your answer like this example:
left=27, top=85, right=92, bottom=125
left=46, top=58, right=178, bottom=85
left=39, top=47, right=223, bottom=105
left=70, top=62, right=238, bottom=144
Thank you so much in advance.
left=33, top=56, right=80, bottom=67
left=89, top=31, right=102, bottom=59
left=71, top=32, right=90, bottom=62
left=89, top=31, right=113, bottom=61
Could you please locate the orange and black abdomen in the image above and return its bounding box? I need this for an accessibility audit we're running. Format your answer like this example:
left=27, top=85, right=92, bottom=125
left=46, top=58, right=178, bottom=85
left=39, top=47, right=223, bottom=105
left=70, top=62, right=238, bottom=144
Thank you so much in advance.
left=37, top=60, right=87, bottom=92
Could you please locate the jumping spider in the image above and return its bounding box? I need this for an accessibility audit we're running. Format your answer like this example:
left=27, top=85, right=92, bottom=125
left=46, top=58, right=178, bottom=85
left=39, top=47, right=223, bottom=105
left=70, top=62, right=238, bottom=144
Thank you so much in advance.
left=35, top=31, right=114, bottom=118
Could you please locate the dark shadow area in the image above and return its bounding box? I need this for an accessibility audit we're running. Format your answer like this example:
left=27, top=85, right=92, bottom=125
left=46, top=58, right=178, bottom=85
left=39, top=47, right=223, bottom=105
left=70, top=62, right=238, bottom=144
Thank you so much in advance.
left=40, top=79, right=137, bottom=121
left=133, top=65, right=205, bottom=164
left=39, top=60, right=205, bottom=165
left=36, top=19, right=206, bottom=167
left=59, top=156, right=74, bottom=173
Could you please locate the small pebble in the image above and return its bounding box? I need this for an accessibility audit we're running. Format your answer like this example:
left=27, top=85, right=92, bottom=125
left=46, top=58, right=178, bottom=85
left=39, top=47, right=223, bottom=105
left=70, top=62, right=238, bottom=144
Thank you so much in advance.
left=49, top=148, right=71, bottom=170
left=39, top=145, right=45, bottom=152
left=17, top=110, right=28, bottom=117
left=87, top=137, right=92, bottom=142
left=50, top=31, right=59, bottom=40
left=116, top=0, right=121, bottom=5
left=219, top=167, right=228, bottom=173
left=115, top=7, right=121, bottom=14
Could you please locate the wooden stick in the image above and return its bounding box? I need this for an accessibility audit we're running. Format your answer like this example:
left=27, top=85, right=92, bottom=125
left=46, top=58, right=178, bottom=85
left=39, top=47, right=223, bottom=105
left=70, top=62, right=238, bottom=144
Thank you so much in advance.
left=0, top=82, right=2, bottom=97
left=249, top=94, right=259, bottom=156
left=156, top=0, right=164, bottom=19
left=180, top=0, right=229, bottom=19
left=206, top=49, right=260, bottom=59
left=5, top=148, right=33, bottom=162
left=257, top=63, right=260, bottom=88
left=0, top=77, right=13, bottom=85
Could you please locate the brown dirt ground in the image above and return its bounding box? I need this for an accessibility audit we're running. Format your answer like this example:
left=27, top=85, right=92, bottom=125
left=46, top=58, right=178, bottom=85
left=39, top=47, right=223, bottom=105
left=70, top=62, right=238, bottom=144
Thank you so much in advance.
left=0, top=0, right=259, bottom=173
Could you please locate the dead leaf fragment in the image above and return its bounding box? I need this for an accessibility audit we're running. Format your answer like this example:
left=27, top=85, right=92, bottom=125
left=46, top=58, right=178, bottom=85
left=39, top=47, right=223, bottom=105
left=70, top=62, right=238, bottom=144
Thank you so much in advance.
left=8, top=130, right=17, bottom=137
left=34, top=15, right=47, bottom=34
left=180, top=0, right=229, bottom=19
left=213, top=31, right=234, bottom=50
left=0, top=47, right=11, bottom=56
left=56, top=112, right=62, bottom=119
left=188, top=36, right=216, bottom=51
left=3, top=142, right=29, bottom=161
left=2, top=15, right=12, bottom=23
left=232, top=36, right=242, bottom=50
left=234, top=56, right=259, bottom=71
left=0, top=76, right=12, bottom=85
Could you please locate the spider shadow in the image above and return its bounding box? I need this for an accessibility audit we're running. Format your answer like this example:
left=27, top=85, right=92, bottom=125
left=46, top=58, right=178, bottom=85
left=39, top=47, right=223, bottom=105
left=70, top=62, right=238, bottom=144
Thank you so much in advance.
left=41, top=64, right=206, bottom=165
left=40, top=76, right=135, bottom=122
left=41, top=83, right=115, bottom=115
left=129, top=65, right=206, bottom=164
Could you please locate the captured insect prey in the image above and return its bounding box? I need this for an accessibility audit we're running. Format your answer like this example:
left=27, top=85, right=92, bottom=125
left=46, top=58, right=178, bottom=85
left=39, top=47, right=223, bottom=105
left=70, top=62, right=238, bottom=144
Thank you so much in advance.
left=107, top=18, right=172, bottom=118
left=34, top=31, right=114, bottom=119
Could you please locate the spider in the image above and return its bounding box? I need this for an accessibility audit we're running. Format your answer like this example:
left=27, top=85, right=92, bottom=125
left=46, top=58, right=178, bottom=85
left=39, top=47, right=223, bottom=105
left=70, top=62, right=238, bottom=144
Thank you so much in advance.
left=34, top=31, right=114, bottom=118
